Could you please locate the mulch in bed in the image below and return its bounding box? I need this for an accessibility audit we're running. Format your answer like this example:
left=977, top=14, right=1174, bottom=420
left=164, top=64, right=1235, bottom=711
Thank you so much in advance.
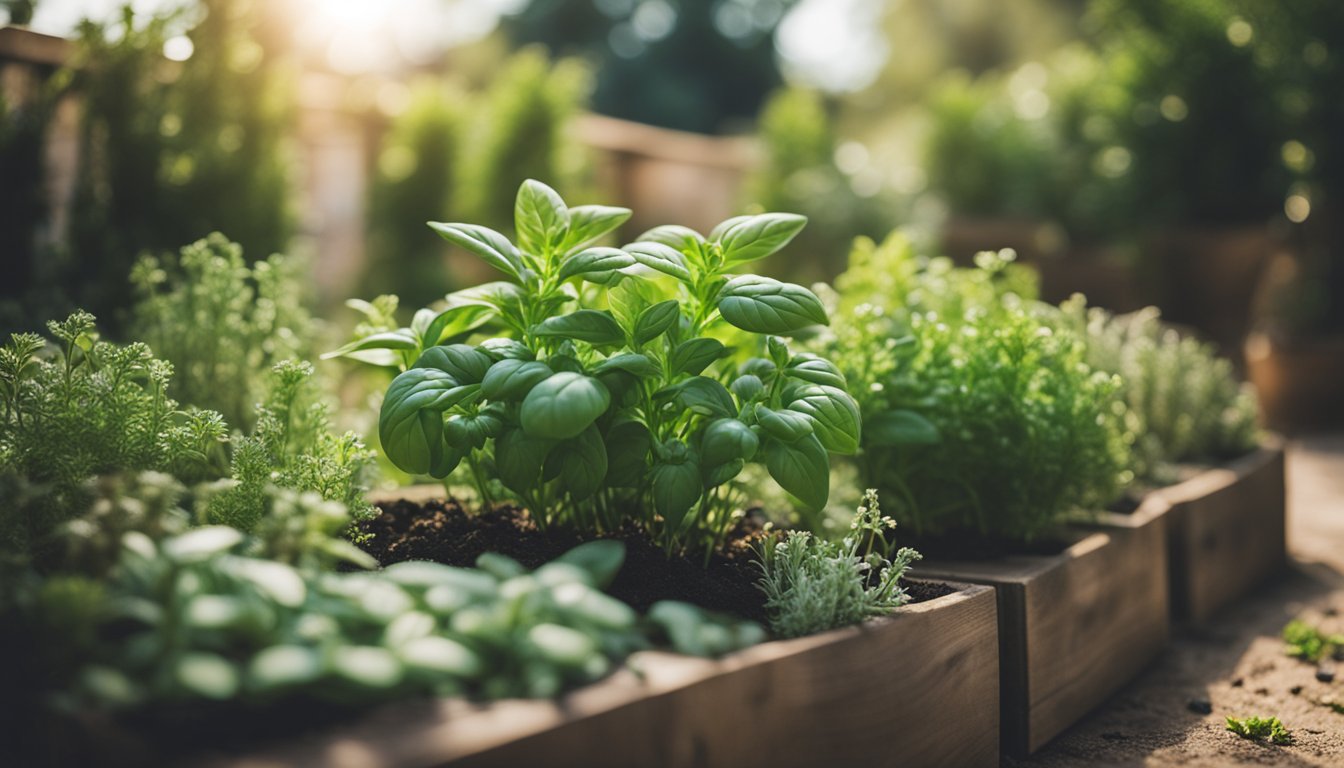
left=360, top=498, right=954, bottom=625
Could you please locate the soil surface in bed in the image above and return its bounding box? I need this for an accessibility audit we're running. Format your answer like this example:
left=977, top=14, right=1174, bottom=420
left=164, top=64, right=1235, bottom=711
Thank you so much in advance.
left=360, top=498, right=954, bottom=624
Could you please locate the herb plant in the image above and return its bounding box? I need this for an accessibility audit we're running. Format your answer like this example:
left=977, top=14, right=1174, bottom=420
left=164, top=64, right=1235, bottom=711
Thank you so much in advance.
left=131, top=233, right=314, bottom=432
left=1225, top=715, right=1293, bottom=745
left=1283, top=619, right=1344, bottom=663
left=1054, top=297, right=1259, bottom=483
left=334, top=180, right=861, bottom=551
left=755, top=489, right=920, bottom=639
left=820, top=233, right=1131, bottom=540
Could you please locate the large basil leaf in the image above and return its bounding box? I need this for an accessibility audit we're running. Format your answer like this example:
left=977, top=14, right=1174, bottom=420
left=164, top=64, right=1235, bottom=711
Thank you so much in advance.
left=700, top=418, right=759, bottom=466
left=514, top=179, right=570, bottom=257
left=787, top=385, right=861, bottom=455
left=754, top=404, right=814, bottom=443
left=785, top=354, right=848, bottom=389
left=593, top=353, right=660, bottom=379
left=714, top=213, right=807, bottom=266
left=532, top=310, right=626, bottom=347
left=481, top=359, right=553, bottom=401
left=717, top=276, right=828, bottom=335
left=763, top=433, right=829, bottom=511
left=651, top=457, right=702, bottom=531
left=634, top=300, right=680, bottom=345
left=559, top=205, right=632, bottom=255
left=379, top=369, right=479, bottom=475
left=520, top=372, right=611, bottom=439
left=429, top=222, right=523, bottom=280
left=604, top=420, right=653, bottom=488
left=495, top=427, right=555, bottom=494
left=664, top=377, right=736, bottom=418
left=607, top=274, right=663, bottom=330
left=865, top=409, right=940, bottom=447
left=479, top=338, right=535, bottom=361
left=636, top=224, right=705, bottom=253
left=557, top=425, right=608, bottom=501
left=413, top=344, right=494, bottom=384
left=321, top=330, right=418, bottom=361
left=623, top=241, right=692, bottom=282
left=557, top=247, right=635, bottom=282
left=668, top=337, right=728, bottom=376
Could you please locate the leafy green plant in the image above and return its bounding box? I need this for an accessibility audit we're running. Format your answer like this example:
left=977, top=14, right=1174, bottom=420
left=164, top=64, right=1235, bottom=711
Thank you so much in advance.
left=1283, top=619, right=1344, bottom=663
left=17, top=479, right=760, bottom=724
left=820, top=233, right=1130, bottom=540
left=205, top=360, right=375, bottom=536
left=333, top=180, right=860, bottom=551
left=755, top=489, right=920, bottom=639
left=0, top=311, right=229, bottom=554
left=131, top=233, right=314, bottom=431
left=1055, top=297, right=1259, bottom=483
left=1225, top=715, right=1293, bottom=745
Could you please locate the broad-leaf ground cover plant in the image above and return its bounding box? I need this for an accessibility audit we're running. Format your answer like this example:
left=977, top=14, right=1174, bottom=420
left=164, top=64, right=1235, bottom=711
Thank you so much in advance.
left=334, top=180, right=862, bottom=552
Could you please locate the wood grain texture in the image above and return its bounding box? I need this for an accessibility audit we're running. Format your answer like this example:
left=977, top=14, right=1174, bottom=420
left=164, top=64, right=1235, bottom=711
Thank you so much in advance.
left=917, top=505, right=1170, bottom=756
left=1150, top=441, right=1287, bottom=622
left=206, top=584, right=999, bottom=768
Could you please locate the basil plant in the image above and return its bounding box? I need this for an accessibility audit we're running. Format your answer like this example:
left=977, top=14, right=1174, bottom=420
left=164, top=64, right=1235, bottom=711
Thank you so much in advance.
left=335, top=180, right=861, bottom=551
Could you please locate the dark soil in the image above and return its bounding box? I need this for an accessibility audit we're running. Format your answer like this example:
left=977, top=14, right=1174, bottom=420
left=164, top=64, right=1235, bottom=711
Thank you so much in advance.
left=360, top=498, right=954, bottom=625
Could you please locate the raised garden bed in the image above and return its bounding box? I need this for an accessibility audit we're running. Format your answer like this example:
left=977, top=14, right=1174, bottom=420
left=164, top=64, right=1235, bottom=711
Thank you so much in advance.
left=1143, top=441, right=1287, bottom=622
left=203, top=581, right=999, bottom=767
left=915, top=500, right=1170, bottom=757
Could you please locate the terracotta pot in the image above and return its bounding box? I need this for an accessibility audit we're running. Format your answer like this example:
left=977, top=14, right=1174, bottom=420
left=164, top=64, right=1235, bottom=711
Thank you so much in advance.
left=1245, top=331, right=1344, bottom=432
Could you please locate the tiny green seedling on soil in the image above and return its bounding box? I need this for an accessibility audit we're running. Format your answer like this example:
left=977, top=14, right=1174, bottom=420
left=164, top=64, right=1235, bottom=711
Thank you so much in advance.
left=1283, top=619, right=1344, bottom=663
left=1225, top=715, right=1293, bottom=745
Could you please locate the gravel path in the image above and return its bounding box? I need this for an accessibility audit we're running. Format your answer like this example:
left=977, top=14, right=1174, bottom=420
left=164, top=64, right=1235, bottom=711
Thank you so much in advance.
left=1008, top=435, right=1344, bottom=767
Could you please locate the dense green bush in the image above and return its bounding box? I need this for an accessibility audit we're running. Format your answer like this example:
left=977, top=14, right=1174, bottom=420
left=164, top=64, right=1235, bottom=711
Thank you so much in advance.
left=131, top=233, right=313, bottom=432
left=821, top=233, right=1131, bottom=540
left=365, top=81, right=466, bottom=308
left=62, top=2, right=293, bottom=334
left=1055, top=297, right=1259, bottom=483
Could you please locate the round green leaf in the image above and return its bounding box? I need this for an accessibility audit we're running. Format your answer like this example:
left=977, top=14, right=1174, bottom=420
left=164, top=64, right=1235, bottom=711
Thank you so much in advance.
left=521, top=372, right=611, bottom=439
left=532, top=310, right=626, bottom=346
left=429, top=222, right=523, bottom=279
left=163, top=526, right=243, bottom=563
left=652, top=454, right=702, bottom=530
left=481, top=359, right=553, bottom=401
left=700, top=418, right=760, bottom=466
left=557, top=247, right=636, bottom=282
left=714, top=213, right=808, bottom=266
left=413, top=344, right=494, bottom=384
left=623, top=241, right=692, bottom=282
left=763, top=433, right=830, bottom=511
left=379, top=368, right=479, bottom=475
left=787, top=385, right=861, bottom=455
left=786, top=355, right=849, bottom=388
left=717, top=276, right=828, bottom=335
left=754, top=404, right=814, bottom=443
left=634, top=300, right=681, bottom=345
left=495, top=427, right=556, bottom=493
left=175, top=653, right=240, bottom=699
left=515, top=178, right=570, bottom=256
left=557, top=425, right=608, bottom=501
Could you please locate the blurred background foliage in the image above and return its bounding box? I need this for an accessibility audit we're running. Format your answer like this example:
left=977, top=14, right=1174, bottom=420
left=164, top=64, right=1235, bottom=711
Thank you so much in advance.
left=1, top=0, right=1341, bottom=340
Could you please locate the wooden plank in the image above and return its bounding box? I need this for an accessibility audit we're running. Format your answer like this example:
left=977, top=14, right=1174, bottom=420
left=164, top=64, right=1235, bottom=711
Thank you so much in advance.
left=0, top=26, right=72, bottom=67
left=1153, top=441, right=1287, bottom=622
left=205, top=584, right=1000, bottom=768
left=917, top=504, right=1170, bottom=756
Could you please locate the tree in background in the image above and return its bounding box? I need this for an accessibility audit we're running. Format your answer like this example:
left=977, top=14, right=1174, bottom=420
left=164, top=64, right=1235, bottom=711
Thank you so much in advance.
left=364, top=80, right=465, bottom=309
left=742, top=87, right=894, bottom=281
left=503, top=0, right=794, bottom=134
left=456, top=46, right=591, bottom=233
left=61, top=1, right=293, bottom=335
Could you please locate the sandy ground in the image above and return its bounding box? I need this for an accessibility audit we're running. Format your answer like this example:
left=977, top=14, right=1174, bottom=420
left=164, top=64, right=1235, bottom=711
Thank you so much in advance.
left=1007, top=435, right=1344, bottom=767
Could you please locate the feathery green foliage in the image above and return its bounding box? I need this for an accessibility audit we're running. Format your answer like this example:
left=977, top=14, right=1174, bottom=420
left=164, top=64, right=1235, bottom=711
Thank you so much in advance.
left=1226, top=715, right=1293, bottom=745
left=756, top=489, right=920, bottom=638
left=131, top=233, right=313, bottom=431
left=206, top=360, right=375, bottom=534
left=0, top=311, right=228, bottom=554
left=1055, top=297, right=1259, bottom=482
left=822, top=234, right=1131, bottom=540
